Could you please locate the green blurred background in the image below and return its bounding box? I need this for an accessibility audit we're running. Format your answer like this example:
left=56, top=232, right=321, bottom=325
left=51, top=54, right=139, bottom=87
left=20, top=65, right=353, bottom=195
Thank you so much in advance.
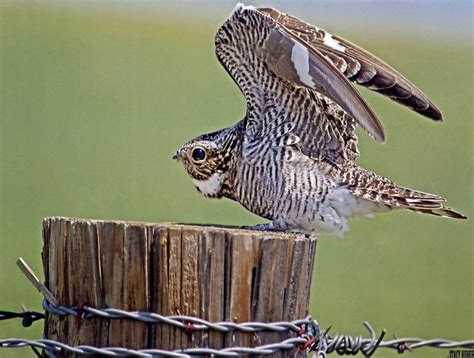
left=0, top=1, right=472, bottom=357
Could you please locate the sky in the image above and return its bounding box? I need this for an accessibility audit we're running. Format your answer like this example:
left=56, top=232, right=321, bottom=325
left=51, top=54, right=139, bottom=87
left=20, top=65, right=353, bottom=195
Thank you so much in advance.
left=6, top=0, right=472, bottom=42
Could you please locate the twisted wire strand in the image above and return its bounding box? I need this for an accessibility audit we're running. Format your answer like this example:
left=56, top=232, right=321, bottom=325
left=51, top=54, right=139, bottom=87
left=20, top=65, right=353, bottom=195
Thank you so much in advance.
left=43, top=300, right=308, bottom=333
left=0, top=309, right=44, bottom=327
left=381, top=338, right=474, bottom=349
left=0, top=337, right=309, bottom=357
left=316, top=322, right=474, bottom=355
left=1, top=335, right=473, bottom=357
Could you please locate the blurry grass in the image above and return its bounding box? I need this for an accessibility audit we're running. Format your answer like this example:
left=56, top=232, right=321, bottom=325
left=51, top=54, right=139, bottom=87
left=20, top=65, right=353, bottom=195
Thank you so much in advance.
left=0, top=4, right=472, bottom=358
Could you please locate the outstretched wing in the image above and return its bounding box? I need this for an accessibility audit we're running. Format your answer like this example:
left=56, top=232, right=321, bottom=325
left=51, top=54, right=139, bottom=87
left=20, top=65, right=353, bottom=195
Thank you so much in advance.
left=259, top=7, right=442, bottom=120
left=215, top=3, right=385, bottom=144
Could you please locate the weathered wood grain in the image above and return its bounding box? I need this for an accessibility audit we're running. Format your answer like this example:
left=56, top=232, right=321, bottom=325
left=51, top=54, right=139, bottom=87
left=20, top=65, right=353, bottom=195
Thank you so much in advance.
left=43, top=217, right=317, bottom=357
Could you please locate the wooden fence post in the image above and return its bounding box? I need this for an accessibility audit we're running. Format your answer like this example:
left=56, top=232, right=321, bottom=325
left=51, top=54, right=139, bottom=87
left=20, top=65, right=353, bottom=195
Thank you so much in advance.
left=42, top=217, right=318, bottom=357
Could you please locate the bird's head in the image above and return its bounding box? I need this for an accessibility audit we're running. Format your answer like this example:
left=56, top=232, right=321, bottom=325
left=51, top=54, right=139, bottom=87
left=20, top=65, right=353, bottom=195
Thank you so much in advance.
left=173, top=128, right=236, bottom=197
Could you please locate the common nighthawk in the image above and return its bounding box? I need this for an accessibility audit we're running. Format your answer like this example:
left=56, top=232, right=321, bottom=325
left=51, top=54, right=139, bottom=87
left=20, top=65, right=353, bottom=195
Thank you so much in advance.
left=174, top=4, right=466, bottom=234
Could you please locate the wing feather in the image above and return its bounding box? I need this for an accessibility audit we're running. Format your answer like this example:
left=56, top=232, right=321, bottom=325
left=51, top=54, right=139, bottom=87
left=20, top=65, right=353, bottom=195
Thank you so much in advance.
left=259, top=7, right=443, bottom=120
left=216, top=4, right=385, bottom=143
left=260, top=25, right=385, bottom=142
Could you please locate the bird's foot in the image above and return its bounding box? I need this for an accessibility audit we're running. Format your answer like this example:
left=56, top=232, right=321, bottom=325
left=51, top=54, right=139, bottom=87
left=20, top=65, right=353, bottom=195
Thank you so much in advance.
left=240, top=223, right=317, bottom=239
left=240, top=222, right=287, bottom=232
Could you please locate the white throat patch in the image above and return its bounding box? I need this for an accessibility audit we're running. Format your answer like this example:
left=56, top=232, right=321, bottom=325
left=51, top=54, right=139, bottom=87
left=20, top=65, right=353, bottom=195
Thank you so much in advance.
left=193, top=173, right=223, bottom=197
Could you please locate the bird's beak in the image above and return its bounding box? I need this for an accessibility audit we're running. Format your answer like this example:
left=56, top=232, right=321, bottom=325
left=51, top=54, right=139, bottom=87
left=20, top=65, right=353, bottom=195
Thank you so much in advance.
left=172, top=151, right=179, bottom=160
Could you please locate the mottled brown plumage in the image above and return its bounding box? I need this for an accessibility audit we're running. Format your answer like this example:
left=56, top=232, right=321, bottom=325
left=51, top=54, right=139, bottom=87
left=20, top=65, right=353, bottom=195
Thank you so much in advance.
left=260, top=7, right=443, bottom=120
left=174, top=4, right=466, bottom=234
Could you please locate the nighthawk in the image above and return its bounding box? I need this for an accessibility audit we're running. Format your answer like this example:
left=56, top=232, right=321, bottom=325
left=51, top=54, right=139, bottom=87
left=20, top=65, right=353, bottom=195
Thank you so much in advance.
left=174, top=4, right=466, bottom=234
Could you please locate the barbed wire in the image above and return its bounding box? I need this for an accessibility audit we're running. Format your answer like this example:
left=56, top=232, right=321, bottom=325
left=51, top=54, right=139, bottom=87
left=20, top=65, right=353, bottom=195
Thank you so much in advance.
left=0, top=337, right=310, bottom=357
left=0, top=309, right=44, bottom=327
left=2, top=332, right=474, bottom=357
left=320, top=322, right=474, bottom=355
left=1, top=303, right=473, bottom=356
left=43, top=300, right=310, bottom=333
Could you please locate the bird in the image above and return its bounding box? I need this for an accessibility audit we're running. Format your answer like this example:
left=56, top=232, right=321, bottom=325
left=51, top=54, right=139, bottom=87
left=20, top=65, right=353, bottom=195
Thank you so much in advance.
left=173, top=3, right=466, bottom=235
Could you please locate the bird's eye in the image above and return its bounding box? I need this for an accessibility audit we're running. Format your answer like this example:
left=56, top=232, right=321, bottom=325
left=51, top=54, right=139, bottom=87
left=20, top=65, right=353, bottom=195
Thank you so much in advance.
left=191, top=147, right=206, bottom=162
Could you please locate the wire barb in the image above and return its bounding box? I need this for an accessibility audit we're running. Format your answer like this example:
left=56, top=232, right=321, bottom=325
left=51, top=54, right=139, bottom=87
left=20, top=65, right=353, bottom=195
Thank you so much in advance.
left=311, top=321, right=386, bottom=356
left=0, top=310, right=44, bottom=328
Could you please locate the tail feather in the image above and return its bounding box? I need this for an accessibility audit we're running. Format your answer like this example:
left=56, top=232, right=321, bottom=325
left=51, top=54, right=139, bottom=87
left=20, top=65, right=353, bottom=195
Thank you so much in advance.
left=392, top=192, right=467, bottom=219
left=345, top=166, right=467, bottom=220
left=409, top=207, right=467, bottom=219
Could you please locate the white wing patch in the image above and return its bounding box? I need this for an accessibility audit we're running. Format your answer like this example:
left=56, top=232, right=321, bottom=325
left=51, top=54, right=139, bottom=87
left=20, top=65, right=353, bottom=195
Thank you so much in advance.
left=323, top=31, right=345, bottom=52
left=193, top=173, right=223, bottom=197
left=290, top=40, right=315, bottom=88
